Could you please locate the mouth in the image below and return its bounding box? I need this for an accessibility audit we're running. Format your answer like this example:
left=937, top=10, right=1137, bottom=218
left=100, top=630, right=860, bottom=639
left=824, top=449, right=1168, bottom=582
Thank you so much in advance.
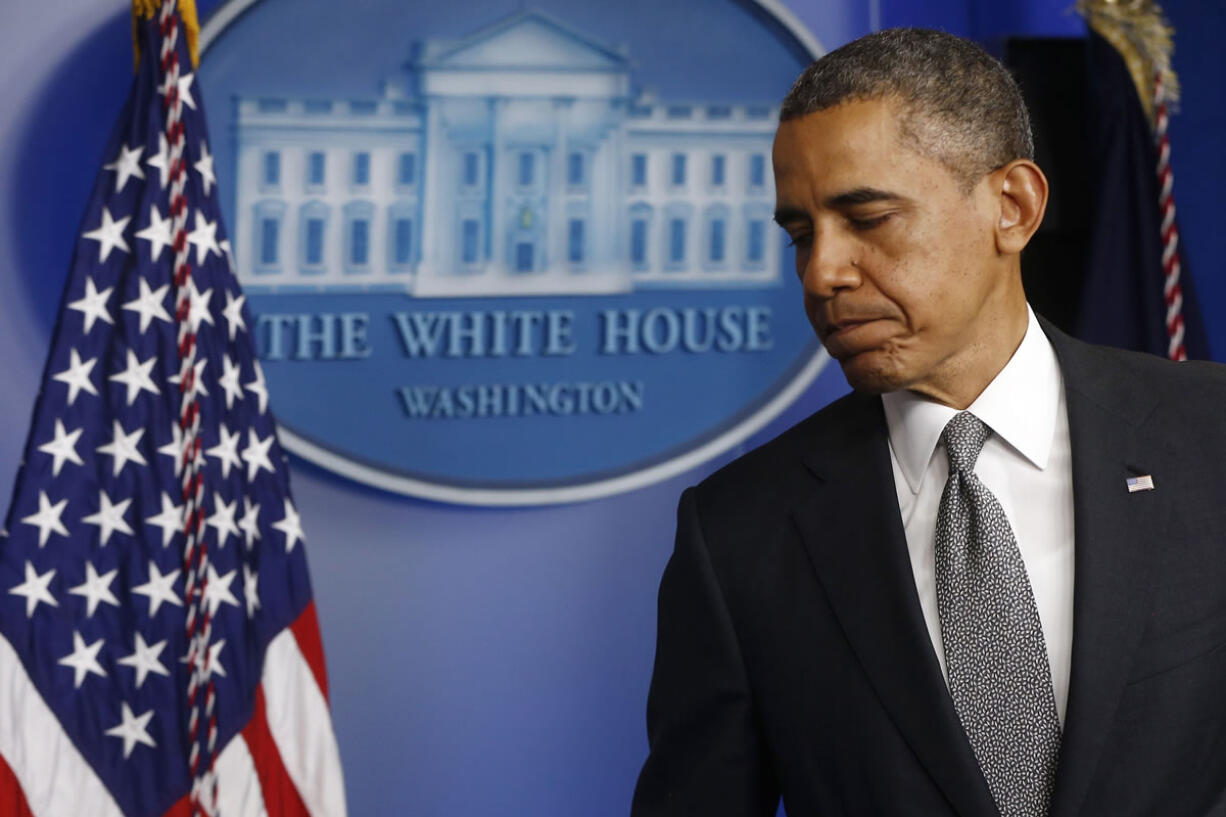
left=823, top=317, right=878, bottom=340
left=819, top=316, right=893, bottom=357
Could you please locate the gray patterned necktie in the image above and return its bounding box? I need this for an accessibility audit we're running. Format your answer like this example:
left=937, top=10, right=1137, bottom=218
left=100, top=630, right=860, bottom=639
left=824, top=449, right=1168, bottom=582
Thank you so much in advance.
left=934, top=411, right=1062, bottom=817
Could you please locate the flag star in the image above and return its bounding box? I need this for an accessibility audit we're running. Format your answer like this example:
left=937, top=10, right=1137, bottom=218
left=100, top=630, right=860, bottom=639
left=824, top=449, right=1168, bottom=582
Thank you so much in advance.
left=157, top=422, right=184, bottom=476
left=186, top=210, right=220, bottom=266
left=108, top=349, right=160, bottom=405
left=122, top=277, right=172, bottom=333
left=135, top=204, right=174, bottom=264
left=21, top=491, right=69, bottom=547
left=53, top=349, right=99, bottom=405
left=272, top=498, right=304, bottom=553
left=168, top=358, right=209, bottom=401
left=58, top=631, right=106, bottom=689
left=81, top=207, right=131, bottom=263
left=157, top=423, right=203, bottom=477
left=245, top=361, right=269, bottom=414
left=203, top=564, right=240, bottom=617
left=241, top=429, right=276, bottom=482
left=117, top=633, right=169, bottom=689
left=103, top=142, right=144, bottom=193
left=68, top=562, right=120, bottom=617
left=67, top=277, right=114, bottom=333
left=221, top=290, right=246, bottom=342
left=238, top=497, right=261, bottom=549
left=218, top=355, right=243, bottom=409
left=205, top=639, right=227, bottom=678
left=181, top=638, right=228, bottom=680
left=161, top=71, right=197, bottom=111
left=206, top=424, right=242, bottom=479
left=146, top=133, right=170, bottom=189
left=96, top=420, right=147, bottom=477
left=195, top=140, right=216, bottom=196
left=185, top=276, right=215, bottom=334
left=220, top=239, right=237, bottom=275
left=37, top=419, right=84, bottom=477
left=145, top=492, right=183, bottom=549
left=9, top=561, right=57, bottom=618
left=243, top=564, right=260, bottom=618
left=132, top=560, right=181, bottom=616
left=81, top=490, right=134, bottom=546
left=179, top=73, right=197, bottom=109
left=105, top=703, right=156, bottom=759
left=206, top=492, right=239, bottom=549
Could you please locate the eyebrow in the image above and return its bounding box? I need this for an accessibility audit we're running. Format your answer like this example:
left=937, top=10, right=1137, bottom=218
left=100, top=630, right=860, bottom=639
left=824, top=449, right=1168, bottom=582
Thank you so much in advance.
left=774, top=187, right=910, bottom=225
left=825, top=187, right=907, bottom=207
left=773, top=207, right=808, bottom=226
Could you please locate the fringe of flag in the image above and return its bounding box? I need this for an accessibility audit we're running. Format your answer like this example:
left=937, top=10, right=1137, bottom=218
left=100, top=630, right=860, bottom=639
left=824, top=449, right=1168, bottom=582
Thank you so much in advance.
left=1077, top=0, right=1187, bottom=360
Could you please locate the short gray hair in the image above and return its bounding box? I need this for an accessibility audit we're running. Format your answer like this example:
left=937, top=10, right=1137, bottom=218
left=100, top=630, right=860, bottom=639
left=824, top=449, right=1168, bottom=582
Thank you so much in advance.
left=780, top=28, right=1034, bottom=189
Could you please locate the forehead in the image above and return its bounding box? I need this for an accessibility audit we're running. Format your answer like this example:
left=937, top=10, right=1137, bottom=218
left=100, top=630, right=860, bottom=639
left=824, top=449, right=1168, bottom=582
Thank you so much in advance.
left=772, top=97, right=940, bottom=198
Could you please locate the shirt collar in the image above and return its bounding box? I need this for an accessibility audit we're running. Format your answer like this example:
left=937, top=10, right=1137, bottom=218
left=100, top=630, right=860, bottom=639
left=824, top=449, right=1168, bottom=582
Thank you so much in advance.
left=881, top=306, right=1063, bottom=495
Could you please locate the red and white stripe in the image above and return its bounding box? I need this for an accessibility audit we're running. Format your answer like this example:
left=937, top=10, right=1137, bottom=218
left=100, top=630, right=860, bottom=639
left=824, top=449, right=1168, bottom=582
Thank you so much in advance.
left=1153, top=70, right=1187, bottom=362
left=151, top=1, right=216, bottom=813
left=0, top=604, right=346, bottom=817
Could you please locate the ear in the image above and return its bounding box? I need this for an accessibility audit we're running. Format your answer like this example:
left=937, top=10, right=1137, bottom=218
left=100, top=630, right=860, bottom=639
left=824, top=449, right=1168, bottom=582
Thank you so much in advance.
left=993, top=159, right=1048, bottom=255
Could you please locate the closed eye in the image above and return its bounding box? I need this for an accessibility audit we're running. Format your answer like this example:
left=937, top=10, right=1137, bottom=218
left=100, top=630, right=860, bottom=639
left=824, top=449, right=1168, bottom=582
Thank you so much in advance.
left=847, top=213, right=893, bottom=231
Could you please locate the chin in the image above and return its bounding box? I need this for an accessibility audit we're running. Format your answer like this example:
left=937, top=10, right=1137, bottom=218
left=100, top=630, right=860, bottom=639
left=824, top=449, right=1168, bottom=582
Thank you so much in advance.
left=835, top=354, right=913, bottom=395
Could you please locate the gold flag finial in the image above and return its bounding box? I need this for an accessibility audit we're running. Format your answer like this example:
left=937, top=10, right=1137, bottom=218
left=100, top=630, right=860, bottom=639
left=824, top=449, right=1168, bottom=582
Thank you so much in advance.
left=131, top=0, right=200, bottom=73
left=1077, top=0, right=1179, bottom=125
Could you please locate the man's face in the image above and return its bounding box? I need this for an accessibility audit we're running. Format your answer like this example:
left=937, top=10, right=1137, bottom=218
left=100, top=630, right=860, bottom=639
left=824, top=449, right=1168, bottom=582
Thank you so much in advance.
left=772, top=97, right=1008, bottom=396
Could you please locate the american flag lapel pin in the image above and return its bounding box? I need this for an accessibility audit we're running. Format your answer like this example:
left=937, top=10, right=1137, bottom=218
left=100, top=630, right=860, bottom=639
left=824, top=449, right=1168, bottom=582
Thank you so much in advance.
left=1126, top=474, right=1155, bottom=493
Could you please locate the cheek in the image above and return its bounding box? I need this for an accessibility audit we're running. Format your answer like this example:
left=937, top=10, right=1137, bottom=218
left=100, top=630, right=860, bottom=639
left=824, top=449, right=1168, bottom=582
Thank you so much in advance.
left=873, top=225, right=986, bottom=326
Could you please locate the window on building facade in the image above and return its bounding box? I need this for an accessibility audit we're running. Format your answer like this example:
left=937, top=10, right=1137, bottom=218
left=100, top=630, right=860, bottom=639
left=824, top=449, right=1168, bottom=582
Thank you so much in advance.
left=519, top=152, right=535, bottom=187
left=516, top=242, right=533, bottom=273
left=631, top=218, right=649, bottom=267
left=350, top=219, right=370, bottom=267
left=461, top=218, right=480, bottom=265
left=747, top=219, right=766, bottom=264
left=750, top=154, right=766, bottom=189
left=463, top=152, right=480, bottom=187
left=672, top=154, right=687, bottom=186
left=353, top=152, right=371, bottom=186
left=263, top=152, right=280, bottom=187
left=307, top=152, right=326, bottom=187
left=260, top=217, right=279, bottom=265
left=568, top=219, right=585, bottom=265
left=392, top=218, right=412, bottom=267
left=398, top=153, right=416, bottom=186
left=631, top=154, right=647, bottom=187
left=710, top=218, right=726, bottom=263
left=712, top=155, right=726, bottom=187
left=304, top=218, right=325, bottom=266
left=567, top=152, right=585, bottom=187
left=669, top=218, right=686, bottom=265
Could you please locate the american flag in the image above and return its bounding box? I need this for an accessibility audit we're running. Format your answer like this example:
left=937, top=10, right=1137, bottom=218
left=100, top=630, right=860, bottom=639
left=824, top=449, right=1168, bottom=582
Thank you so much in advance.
left=0, top=3, right=346, bottom=816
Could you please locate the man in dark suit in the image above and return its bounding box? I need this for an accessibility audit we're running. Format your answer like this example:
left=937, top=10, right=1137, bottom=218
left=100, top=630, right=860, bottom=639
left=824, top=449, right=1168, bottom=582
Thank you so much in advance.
left=632, top=28, right=1226, bottom=817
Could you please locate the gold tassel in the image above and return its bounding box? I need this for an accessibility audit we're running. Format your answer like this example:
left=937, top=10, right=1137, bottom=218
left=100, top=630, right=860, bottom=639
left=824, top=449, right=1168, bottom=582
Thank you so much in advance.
left=131, top=0, right=201, bottom=73
left=1076, top=0, right=1180, bottom=126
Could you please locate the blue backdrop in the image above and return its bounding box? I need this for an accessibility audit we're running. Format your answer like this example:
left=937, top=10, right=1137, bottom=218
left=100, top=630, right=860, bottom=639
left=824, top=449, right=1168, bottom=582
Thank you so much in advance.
left=0, top=1, right=1220, bottom=814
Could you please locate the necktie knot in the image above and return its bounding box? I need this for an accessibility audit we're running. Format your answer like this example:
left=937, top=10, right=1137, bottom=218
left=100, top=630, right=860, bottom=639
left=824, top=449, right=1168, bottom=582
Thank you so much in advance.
left=942, top=411, right=991, bottom=474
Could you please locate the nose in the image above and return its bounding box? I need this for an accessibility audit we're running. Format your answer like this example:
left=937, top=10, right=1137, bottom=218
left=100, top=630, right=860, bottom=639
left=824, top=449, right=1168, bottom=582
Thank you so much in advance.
left=799, top=232, right=861, bottom=300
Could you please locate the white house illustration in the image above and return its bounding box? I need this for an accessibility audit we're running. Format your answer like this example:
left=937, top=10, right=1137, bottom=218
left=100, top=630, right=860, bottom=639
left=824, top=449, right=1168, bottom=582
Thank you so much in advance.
left=232, top=9, right=781, bottom=297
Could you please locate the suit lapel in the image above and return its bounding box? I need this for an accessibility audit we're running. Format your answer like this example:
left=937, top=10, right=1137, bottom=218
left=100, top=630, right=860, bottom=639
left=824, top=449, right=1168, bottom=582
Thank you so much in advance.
left=1044, top=325, right=1171, bottom=817
left=793, top=394, right=998, bottom=817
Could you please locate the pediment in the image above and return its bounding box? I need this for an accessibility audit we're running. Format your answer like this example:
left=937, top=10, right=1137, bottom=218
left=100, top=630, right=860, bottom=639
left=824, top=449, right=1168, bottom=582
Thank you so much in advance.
left=420, top=10, right=629, bottom=72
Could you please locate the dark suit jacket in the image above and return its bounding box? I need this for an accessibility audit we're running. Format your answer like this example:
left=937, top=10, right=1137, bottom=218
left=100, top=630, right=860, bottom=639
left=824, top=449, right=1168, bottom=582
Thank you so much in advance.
left=632, top=321, right=1226, bottom=817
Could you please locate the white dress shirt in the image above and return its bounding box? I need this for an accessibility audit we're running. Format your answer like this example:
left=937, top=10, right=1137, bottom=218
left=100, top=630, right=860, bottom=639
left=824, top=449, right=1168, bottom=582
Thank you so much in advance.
left=882, top=306, right=1075, bottom=726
